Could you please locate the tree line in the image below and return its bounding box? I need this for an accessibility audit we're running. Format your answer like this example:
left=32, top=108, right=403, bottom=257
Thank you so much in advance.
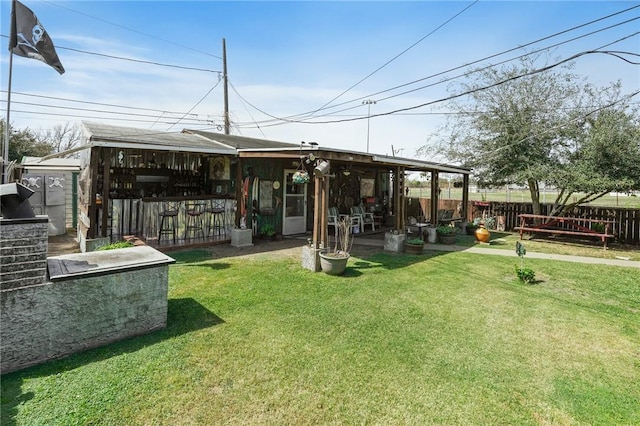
left=1, top=119, right=82, bottom=162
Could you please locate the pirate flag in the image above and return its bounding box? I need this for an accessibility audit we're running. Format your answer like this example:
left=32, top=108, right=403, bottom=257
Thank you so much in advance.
left=9, top=0, right=65, bottom=74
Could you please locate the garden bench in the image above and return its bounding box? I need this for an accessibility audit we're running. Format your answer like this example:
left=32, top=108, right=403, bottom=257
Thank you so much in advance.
left=514, top=214, right=615, bottom=249
left=437, top=209, right=463, bottom=226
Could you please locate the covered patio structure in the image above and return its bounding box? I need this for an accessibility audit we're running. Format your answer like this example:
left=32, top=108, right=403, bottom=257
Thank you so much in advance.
left=236, top=144, right=471, bottom=264
left=46, top=122, right=469, bottom=254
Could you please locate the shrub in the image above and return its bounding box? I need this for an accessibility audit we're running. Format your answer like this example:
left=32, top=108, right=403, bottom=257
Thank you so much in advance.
left=406, top=238, right=424, bottom=245
left=436, top=225, right=459, bottom=235
left=96, top=241, right=135, bottom=251
left=260, top=224, right=276, bottom=236
left=515, top=266, right=536, bottom=284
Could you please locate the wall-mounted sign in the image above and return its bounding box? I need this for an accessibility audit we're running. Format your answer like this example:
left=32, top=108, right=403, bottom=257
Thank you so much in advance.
left=209, top=156, right=230, bottom=180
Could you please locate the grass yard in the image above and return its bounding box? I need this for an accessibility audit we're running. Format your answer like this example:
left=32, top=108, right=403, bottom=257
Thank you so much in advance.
left=2, top=247, right=639, bottom=425
left=454, top=231, right=640, bottom=262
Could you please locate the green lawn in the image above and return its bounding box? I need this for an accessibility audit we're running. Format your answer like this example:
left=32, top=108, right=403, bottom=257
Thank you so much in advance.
left=454, top=231, right=640, bottom=262
left=2, top=248, right=639, bottom=425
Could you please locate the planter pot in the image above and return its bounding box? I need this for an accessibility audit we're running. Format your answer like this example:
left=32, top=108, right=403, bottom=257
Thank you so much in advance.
left=319, top=252, right=350, bottom=275
left=437, top=233, right=457, bottom=245
left=404, top=242, right=424, bottom=254
left=425, top=227, right=437, bottom=243
left=475, top=226, right=491, bottom=243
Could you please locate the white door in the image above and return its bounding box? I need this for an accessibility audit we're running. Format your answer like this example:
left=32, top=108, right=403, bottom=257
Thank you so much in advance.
left=282, top=169, right=307, bottom=235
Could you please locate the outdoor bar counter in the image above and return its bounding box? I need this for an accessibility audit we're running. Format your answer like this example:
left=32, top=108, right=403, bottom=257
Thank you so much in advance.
left=84, top=146, right=239, bottom=245
left=105, top=195, right=236, bottom=242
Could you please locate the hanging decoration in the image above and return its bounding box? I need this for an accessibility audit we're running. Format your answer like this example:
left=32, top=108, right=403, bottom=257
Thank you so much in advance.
left=292, top=167, right=310, bottom=184
left=292, top=141, right=312, bottom=184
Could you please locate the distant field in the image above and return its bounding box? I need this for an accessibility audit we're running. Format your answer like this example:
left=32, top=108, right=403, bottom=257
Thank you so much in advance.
left=408, top=187, right=640, bottom=209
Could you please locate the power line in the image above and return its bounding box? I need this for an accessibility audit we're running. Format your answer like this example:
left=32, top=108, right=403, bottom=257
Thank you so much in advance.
left=309, top=0, right=479, bottom=117
left=5, top=3, right=638, bottom=134
left=0, top=107, right=220, bottom=127
left=254, top=50, right=639, bottom=126
left=58, top=45, right=221, bottom=74
left=228, top=79, right=267, bottom=138
left=232, top=4, right=640, bottom=127
left=166, top=78, right=223, bottom=131
left=0, top=34, right=221, bottom=74
left=372, top=27, right=640, bottom=104
left=1, top=90, right=213, bottom=119
left=238, top=29, right=639, bottom=129
left=42, top=0, right=222, bottom=59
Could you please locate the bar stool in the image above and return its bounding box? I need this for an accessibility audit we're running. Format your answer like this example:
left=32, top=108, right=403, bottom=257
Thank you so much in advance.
left=158, top=201, right=181, bottom=243
left=185, top=201, right=206, bottom=240
left=206, top=199, right=226, bottom=238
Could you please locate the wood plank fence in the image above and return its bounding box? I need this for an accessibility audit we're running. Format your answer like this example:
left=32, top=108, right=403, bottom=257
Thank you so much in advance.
left=412, top=198, right=640, bottom=246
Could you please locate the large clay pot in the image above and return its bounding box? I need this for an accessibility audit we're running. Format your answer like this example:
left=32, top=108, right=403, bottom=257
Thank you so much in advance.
left=319, top=252, right=350, bottom=275
left=475, top=226, right=491, bottom=243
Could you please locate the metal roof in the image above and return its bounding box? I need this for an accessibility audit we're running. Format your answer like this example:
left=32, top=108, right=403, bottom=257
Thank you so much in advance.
left=78, top=122, right=470, bottom=175
left=370, top=155, right=471, bottom=174
left=183, top=129, right=300, bottom=150
left=81, top=122, right=236, bottom=155
left=20, top=156, right=81, bottom=170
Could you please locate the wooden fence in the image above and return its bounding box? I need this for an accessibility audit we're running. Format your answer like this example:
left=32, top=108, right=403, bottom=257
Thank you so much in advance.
left=412, top=198, right=640, bottom=246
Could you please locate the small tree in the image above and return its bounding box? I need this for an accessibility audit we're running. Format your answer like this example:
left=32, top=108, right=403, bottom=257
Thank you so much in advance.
left=515, top=241, right=535, bottom=284
left=35, top=122, right=83, bottom=158
left=1, top=119, right=54, bottom=161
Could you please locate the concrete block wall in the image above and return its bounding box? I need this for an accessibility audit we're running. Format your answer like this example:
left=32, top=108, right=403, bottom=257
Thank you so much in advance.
left=1, top=261, right=170, bottom=374
left=0, top=217, right=49, bottom=290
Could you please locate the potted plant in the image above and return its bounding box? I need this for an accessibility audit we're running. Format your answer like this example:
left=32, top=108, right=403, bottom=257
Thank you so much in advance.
left=259, top=223, right=277, bottom=240
left=319, top=217, right=353, bottom=275
left=436, top=225, right=459, bottom=244
left=404, top=237, right=425, bottom=254
left=465, top=222, right=479, bottom=235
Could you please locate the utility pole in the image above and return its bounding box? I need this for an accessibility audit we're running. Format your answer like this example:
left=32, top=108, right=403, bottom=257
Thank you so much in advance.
left=223, top=38, right=230, bottom=135
left=362, top=99, right=376, bottom=153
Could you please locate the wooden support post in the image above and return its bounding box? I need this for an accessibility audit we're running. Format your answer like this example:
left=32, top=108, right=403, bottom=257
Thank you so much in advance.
left=430, top=170, right=439, bottom=225
left=399, top=167, right=405, bottom=232
left=101, top=148, right=110, bottom=238
left=322, top=174, right=330, bottom=248
left=312, top=175, right=321, bottom=249
left=462, top=173, right=469, bottom=221
left=235, top=158, right=242, bottom=228
left=393, top=166, right=405, bottom=232
left=87, top=147, right=100, bottom=239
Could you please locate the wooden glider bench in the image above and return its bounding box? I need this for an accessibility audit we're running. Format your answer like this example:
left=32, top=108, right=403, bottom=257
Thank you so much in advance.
left=437, top=209, right=463, bottom=226
left=514, top=214, right=615, bottom=249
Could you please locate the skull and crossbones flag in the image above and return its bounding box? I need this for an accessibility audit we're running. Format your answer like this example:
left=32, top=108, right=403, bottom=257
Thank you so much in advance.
left=9, top=0, right=65, bottom=74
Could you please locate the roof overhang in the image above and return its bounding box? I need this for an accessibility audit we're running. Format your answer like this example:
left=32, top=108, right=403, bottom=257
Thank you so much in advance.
left=371, top=155, right=471, bottom=174
left=81, top=122, right=236, bottom=156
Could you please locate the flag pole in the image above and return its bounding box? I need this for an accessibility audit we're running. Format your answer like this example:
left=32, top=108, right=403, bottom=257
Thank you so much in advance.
left=3, top=51, right=14, bottom=184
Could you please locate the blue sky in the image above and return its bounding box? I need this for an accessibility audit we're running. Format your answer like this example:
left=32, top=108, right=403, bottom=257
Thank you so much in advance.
left=1, top=1, right=638, bottom=158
